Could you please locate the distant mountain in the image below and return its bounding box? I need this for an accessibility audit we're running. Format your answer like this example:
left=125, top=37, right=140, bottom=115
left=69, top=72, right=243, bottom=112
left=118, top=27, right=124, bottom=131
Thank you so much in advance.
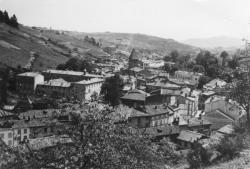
left=183, top=36, right=243, bottom=49
left=67, top=32, right=198, bottom=56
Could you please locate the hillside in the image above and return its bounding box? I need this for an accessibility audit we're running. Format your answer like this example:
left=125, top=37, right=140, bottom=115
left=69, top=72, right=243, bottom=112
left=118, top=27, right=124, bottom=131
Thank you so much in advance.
left=0, top=23, right=109, bottom=71
left=68, top=32, right=197, bottom=56
left=0, top=23, right=197, bottom=70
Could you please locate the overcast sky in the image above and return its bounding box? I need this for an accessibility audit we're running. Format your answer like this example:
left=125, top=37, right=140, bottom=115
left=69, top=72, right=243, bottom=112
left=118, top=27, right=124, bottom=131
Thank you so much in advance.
left=0, top=0, right=250, bottom=40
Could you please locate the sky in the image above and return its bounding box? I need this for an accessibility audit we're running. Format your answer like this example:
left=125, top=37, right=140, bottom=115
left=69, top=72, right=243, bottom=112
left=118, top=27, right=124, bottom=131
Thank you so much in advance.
left=0, top=0, right=250, bottom=41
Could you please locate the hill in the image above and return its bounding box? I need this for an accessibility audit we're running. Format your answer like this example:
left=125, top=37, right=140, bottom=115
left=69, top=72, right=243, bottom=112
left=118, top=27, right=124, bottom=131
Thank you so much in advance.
left=0, top=23, right=197, bottom=70
left=68, top=32, right=197, bottom=57
left=183, top=36, right=243, bottom=49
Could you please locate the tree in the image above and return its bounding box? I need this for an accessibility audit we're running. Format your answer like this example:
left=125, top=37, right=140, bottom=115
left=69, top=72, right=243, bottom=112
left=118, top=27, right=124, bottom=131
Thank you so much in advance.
left=3, top=10, right=9, bottom=24
left=228, top=73, right=250, bottom=129
left=1, top=104, right=166, bottom=169
left=170, top=50, right=179, bottom=62
left=228, top=54, right=240, bottom=69
left=193, top=65, right=205, bottom=73
left=9, top=14, right=19, bottom=28
left=197, top=75, right=211, bottom=89
left=195, top=50, right=219, bottom=77
left=0, top=11, right=4, bottom=22
left=101, top=74, right=124, bottom=106
left=220, top=51, right=229, bottom=67
left=56, top=58, right=95, bottom=73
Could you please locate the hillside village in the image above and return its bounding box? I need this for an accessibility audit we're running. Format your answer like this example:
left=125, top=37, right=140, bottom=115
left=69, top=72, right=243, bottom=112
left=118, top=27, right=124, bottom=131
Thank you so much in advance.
left=0, top=10, right=250, bottom=169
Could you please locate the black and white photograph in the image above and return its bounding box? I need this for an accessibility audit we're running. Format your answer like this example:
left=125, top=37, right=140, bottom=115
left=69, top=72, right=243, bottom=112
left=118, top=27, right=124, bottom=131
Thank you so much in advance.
left=0, top=0, right=250, bottom=168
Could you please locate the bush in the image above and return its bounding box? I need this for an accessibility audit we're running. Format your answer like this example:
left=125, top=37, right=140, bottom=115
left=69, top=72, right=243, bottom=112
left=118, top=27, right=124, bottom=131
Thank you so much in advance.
left=187, top=142, right=212, bottom=169
left=215, top=135, right=244, bottom=160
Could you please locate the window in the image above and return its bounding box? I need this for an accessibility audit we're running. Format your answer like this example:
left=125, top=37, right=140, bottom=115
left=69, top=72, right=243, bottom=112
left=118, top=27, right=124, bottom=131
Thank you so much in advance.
left=8, top=140, right=12, bottom=146
left=44, top=128, right=48, bottom=133
left=18, top=129, right=21, bottom=135
left=24, top=129, right=27, bottom=134
left=0, top=133, right=4, bottom=139
left=8, top=132, right=12, bottom=138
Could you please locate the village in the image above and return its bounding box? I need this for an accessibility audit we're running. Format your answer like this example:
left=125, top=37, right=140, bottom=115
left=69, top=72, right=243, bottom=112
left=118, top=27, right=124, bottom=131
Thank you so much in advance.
left=0, top=45, right=247, bottom=164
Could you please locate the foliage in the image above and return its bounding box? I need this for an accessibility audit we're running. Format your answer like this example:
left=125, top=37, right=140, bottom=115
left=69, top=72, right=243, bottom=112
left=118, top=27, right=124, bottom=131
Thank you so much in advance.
left=193, top=64, right=205, bottom=73
left=228, top=73, right=250, bottom=128
left=164, top=63, right=179, bottom=75
left=197, top=75, right=211, bottom=89
left=215, top=134, right=244, bottom=160
left=195, top=50, right=220, bottom=77
left=57, top=58, right=96, bottom=73
left=2, top=104, right=167, bottom=169
left=228, top=54, right=240, bottom=69
left=187, top=142, right=212, bottom=169
left=0, top=10, right=19, bottom=28
left=101, top=74, right=124, bottom=106
left=220, top=51, right=229, bottom=67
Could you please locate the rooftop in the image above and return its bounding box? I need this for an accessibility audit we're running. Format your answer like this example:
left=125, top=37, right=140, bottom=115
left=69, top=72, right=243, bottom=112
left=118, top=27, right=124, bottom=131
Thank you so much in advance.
left=0, top=110, right=15, bottom=118
left=75, top=78, right=103, bottom=85
left=18, top=72, right=43, bottom=77
left=42, top=78, right=71, bottom=87
left=121, top=89, right=150, bottom=101
left=177, top=130, right=206, bottom=143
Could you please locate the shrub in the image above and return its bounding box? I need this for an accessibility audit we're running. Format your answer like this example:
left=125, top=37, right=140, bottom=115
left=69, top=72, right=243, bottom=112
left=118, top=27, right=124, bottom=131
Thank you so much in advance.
left=215, top=135, right=244, bottom=160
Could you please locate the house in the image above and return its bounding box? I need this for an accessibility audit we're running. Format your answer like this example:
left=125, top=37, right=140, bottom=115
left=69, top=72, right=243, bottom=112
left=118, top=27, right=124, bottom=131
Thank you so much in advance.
left=73, top=78, right=103, bottom=100
left=177, top=130, right=207, bottom=149
left=121, top=89, right=149, bottom=109
left=0, top=110, right=17, bottom=121
left=128, top=104, right=175, bottom=128
left=16, top=72, right=44, bottom=95
left=0, top=128, right=14, bottom=147
left=28, top=135, right=73, bottom=150
left=42, top=69, right=103, bottom=82
left=12, top=119, right=60, bottom=146
left=203, top=96, right=245, bottom=130
left=36, top=78, right=103, bottom=100
left=145, top=125, right=180, bottom=140
left=174, top=71, right=203, bottom=85
left=203, top=78, right=227, bottom=91
left=19, top=109, right=60, bottom=120
left=36, top=78, right=73, bottom=99
left=169, top=95, right=198, bottom=118
left=179, top=117, right=211, bottom=135
left=146, top=80, right=182, bottom=95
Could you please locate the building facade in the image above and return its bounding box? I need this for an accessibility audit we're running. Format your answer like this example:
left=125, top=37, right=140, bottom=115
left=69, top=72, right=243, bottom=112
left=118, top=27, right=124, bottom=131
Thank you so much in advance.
left=16, top=72, right=44, bottom=95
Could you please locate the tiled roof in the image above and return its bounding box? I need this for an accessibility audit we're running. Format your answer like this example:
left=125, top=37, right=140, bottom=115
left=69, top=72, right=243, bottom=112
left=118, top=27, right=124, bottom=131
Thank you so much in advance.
left=203, top=110, right=233, bottom=130
left=43, top=78, right=71, bottom=87
left=12, top=119, right=57, bottom=129
left=18, top=72, right=42, bottom=77
left=43, top=69, right=84, bottom=76
left=0, top=110, right=15, bottom=118
left=28, top=135, right=73, bottom=150
left=130, top=67, right=143, bottom=72
left=121, top=89, right=149, bottom=101
left=145, top=126, right=180, bottom=137
left=177, top=130, right=205, bottom=143
left=217, top=124, right=234, bottom=135
left=19, top=109, right=60, bottom=119
left=75, top=78, right=103, bottom=85
left=145, top=105, right=169, bottom=116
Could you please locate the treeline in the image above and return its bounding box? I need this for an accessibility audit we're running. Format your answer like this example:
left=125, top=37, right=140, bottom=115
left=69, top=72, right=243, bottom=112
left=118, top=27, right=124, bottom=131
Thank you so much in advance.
left=0, top=10, right=19, bottom=28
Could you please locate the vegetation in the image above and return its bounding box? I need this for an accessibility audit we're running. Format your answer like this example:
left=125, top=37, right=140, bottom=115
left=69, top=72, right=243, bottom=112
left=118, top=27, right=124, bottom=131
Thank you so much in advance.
left=228, top=73, right=250, bottom=129
left=101, top=74, right=124, bottom=106
left=57, top=58, right=96, bottom=73
left=1, top=104, right=173, bottom=169
left=0, top=10, right=19, bottom=28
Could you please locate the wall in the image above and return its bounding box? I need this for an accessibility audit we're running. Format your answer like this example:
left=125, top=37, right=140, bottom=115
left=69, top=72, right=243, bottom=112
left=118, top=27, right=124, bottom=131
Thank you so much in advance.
left=0, top=129, right=14, bottom=147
